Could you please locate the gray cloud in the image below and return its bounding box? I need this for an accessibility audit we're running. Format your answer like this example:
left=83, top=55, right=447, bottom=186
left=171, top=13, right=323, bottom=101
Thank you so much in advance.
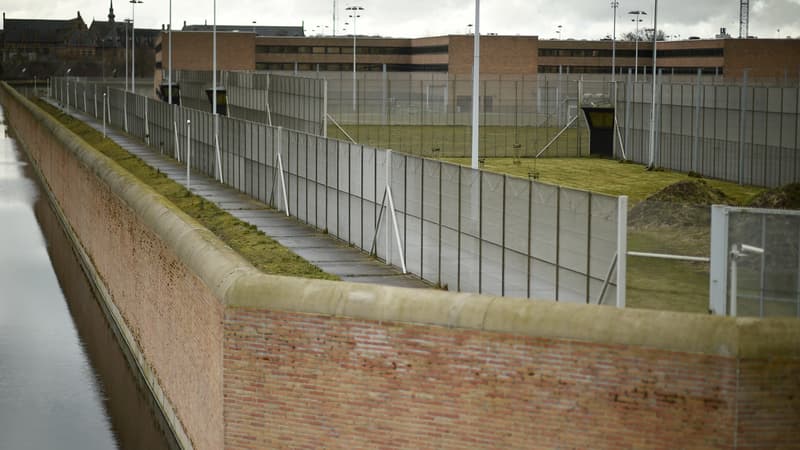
left=2, top=0, right=797, bottom=39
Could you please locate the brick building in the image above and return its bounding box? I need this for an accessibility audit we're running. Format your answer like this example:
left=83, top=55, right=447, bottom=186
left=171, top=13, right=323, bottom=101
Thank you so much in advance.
left=0, top=1, right=160, bottom=79
left=156, top=31, right=800, bottom=82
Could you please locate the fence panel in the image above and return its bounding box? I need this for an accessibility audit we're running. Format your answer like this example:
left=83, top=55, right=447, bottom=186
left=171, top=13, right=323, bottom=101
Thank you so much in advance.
left=49, top=78, right=622, bottom=305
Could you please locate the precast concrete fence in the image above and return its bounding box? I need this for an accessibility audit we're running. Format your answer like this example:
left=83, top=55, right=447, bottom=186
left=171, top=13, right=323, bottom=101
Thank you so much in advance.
left=174, top=70, right=327, bottom=136
left=51, top=77, right=624, bottom=306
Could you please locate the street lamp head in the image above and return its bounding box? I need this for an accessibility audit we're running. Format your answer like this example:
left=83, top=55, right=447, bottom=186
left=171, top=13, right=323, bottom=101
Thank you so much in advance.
left=628, top=10, right=646, bottom=15
left=129, top=0, right=143, bottom=4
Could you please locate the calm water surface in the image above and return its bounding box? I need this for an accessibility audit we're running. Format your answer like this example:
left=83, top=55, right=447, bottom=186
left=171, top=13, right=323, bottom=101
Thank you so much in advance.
left=0, top=104, right=174, bottom=450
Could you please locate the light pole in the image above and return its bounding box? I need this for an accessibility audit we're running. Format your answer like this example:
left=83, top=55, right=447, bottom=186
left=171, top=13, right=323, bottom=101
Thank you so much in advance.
left=471, top=0, right=480, bottom=169
left=345, top=6, right=364, bottom=112
left=647, top=0, right=659, bottom=169
left=252, top=21, right=257, bottom=33
left=130, top=0, right=143, bottom=93
left=611, top=1, right=618, bottom=82
left=629, top=10, right=646, bottom=82
left=168, top=0, right=172, bottom=104
left=213, top=0, right=217, bottom=115
left=556, top=24, right=562, bottom=40
left=124, top=19, right=131, bottom=90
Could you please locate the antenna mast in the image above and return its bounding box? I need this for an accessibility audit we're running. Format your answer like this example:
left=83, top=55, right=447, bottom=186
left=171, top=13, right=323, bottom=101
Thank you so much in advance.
left=739, top=0, right=749, bottom=38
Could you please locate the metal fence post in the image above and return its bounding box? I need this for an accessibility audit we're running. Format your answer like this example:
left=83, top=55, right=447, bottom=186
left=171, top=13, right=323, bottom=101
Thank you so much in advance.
left=186, top=119, right=192, bottom=189
left=709, top=205, right=729, bottom=315
left=692, top=68, right=702, bottom=173
left=102, top=93, right=107, bottom=138
left=738, top=69, right=749, bottom=184
left=123, top=92, right=129, bottom=132
left=616, top=196, right=628, bottom=308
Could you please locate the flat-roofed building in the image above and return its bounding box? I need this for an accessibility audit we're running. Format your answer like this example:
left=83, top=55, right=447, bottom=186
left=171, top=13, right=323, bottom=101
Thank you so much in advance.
left=155, top=30, right=800, bottom=83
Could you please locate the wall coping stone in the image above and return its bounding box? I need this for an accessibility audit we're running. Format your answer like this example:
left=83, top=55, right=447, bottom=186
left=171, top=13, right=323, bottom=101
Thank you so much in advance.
left=5, top=82, right=799, bottom=361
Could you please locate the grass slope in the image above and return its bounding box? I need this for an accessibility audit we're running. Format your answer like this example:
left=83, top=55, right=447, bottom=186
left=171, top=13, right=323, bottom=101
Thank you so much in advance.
left=36, top=99, right=337, bottom=281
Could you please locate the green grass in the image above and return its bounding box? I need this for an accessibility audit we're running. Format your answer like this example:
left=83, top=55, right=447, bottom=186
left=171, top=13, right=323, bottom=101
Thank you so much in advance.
left=444, top=157, right=764, bottom=205
left=328, top=124, right=587, bottom=158
left=36, top=99, right=337, bottom=281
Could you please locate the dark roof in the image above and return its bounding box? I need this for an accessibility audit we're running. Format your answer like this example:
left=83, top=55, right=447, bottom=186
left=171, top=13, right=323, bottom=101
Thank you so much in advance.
left=88, top=20, right=161, bottom=48
left=181, top=24, right=305, bottom=37
left=89, top=20, right=125, bottom=47
left=3, top=16, right=88, bottom=44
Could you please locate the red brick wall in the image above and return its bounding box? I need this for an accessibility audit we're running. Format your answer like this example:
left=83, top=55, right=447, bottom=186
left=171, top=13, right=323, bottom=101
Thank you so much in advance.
left=1, top=88, right=224, bottom=450
left=224, top=308, right=740, bottom=449
left=737, top=359, right=800, bottom=448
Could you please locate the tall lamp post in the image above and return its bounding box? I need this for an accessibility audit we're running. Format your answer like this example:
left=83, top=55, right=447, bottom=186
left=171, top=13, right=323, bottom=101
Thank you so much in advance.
left=345, top=5, right=364, bottom=112
left=168, top=0, right=172, bottom=104
left=556, top=24, right=562, bottom=40
left=471, top=0, right=480, bottom=169
left=647, top=0, right=659, bottom=169
left=124, top=19, right=131, bottom=91
left=611, top=1, right=618, bottom=82
left=629, top=10, right=646, bottom=82
left=130, top=0, right=143, bottom=93
left=213, top=0, right=217, bottom=118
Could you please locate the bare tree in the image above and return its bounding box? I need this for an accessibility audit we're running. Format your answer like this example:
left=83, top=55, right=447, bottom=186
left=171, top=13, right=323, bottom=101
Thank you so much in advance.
left=621, top=29, right=667, bottom=41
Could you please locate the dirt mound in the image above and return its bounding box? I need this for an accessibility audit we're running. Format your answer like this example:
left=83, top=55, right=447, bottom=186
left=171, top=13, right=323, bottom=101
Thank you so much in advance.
left=747, top=183, right=800, bottom=210
left=629, top=180, right=736, bottom=228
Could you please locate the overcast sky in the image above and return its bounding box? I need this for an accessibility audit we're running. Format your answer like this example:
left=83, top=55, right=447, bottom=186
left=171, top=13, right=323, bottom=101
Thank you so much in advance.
left=2, top=0, right=799, bottom=40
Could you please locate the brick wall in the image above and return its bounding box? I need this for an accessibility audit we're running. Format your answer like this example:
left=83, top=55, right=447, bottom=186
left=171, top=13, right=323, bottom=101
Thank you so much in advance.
left=447, top=35, right=538, bottom=76
left=224, top=308, right=742, bottom=449
left=1, top=87, right=224, bottom=450
left=3, top=84, right=798, bottom=449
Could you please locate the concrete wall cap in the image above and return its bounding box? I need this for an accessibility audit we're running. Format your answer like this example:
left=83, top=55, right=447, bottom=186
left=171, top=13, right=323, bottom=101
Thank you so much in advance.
left=5, top=82, right=798, bottom=361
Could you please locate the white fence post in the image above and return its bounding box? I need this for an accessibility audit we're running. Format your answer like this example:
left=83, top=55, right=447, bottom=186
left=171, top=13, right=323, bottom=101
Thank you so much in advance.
left=275, top=127, right=290, bottom=216
left=123, top=92, right=129, bottom=133
left=144, top=97, right=150, bottom=145
left=174, top=119, right=181, bottom=162
left=709, top=205, right=729, bottom=315
left=186, top=119, right=191, bottom=189
left=214, top=115, right=224, bottom=183
left=616, top=195, right=628, bottom=308
left=102, top=93, right=107, bottom=138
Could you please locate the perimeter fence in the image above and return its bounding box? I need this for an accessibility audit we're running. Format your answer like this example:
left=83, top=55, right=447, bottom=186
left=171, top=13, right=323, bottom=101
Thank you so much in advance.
left=50, top=77, right=623, bottom=305
left=290, top=70, right=799, bottom=188
left=174, top=70, right=326, bottom=136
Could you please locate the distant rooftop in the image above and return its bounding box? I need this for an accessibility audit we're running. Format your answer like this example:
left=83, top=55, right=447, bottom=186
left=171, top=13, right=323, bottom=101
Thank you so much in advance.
left=181, top=24, right=304, bottom=37
left=3, top=16, right=88, bottom=44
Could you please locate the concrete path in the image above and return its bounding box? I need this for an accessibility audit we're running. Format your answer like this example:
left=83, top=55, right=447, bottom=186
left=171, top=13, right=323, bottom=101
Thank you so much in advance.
left=59, top=104, right=430, bottom=289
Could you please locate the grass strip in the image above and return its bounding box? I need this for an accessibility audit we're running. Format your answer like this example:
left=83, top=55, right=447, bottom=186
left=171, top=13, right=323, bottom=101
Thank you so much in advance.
left=36, top=99, right=337, bottom=281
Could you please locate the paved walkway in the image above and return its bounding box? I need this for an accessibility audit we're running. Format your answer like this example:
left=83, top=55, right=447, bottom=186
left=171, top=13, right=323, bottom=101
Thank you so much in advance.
left=59, top=103, right=430, bottom=289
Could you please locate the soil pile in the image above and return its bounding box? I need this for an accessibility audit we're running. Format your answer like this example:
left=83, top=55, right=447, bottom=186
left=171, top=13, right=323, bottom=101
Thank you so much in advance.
left=747, top=183, right=800, bottom=210
left=629, top=180, right=736, bottom=228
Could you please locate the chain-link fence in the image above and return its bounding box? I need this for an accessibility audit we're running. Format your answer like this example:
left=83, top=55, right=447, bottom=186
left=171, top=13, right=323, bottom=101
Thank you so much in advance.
left=625, top=198, right=713, bottom=314
left=49, top=77, right=622, bottom=304
left=287, top=70, right=798, bottom=188
left=317, top=72, right=588, bottom=158
left=711, top=206, right=800, bottom=318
